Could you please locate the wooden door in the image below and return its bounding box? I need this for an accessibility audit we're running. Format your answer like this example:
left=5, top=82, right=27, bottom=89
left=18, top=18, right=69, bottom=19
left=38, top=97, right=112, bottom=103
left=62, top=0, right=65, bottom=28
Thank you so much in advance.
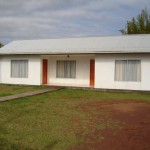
left=90, top=59, right=95, bottom=86
left=42, top=59, right=48, bottom=84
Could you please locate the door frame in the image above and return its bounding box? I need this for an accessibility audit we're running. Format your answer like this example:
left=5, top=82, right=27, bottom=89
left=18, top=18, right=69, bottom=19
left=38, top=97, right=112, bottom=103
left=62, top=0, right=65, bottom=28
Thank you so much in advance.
left=90, top=59, right=95, bottom=87
left=42, top=59, right=48, bottom=84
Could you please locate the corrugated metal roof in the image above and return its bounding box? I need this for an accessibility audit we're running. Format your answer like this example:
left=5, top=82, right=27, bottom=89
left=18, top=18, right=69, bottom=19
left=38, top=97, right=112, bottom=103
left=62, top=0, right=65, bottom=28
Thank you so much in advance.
left=0, top=34, right=150, bottom=54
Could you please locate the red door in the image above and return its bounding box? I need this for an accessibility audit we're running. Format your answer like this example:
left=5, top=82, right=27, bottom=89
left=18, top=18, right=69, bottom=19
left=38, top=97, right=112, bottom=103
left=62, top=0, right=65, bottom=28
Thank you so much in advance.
left=90, top=59, right=95, bottom=86
left=42, top=59, right=48, bottom=84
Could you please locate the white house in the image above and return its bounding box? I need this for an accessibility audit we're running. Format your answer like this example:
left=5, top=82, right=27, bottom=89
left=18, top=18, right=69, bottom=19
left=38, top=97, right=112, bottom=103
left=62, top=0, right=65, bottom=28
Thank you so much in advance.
left=0, top=34, right=150, bottom=91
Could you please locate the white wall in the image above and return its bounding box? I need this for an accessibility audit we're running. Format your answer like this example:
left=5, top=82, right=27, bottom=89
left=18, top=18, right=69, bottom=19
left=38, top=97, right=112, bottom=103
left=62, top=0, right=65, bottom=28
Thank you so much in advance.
left=42, top=55, right=94, bottom=87
left=0, top=55, right=42, bottom=85
left=95, top=54, right=150, bottom=91
left=1, top=53, right=150, bottom=91
left=0, top=56, right=1, bottom=83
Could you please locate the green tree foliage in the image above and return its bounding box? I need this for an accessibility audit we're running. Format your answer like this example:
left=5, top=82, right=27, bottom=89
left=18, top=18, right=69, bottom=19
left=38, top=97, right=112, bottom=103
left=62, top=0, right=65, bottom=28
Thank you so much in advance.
left=120, top=8, right=150, bottom=34
left=0, top=42, right=3, bottom=48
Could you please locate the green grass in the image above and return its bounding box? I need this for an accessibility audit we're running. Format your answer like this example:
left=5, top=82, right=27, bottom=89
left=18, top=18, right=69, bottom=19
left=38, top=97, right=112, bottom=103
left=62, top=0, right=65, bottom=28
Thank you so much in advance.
left=0, top=88, right=150, bottom=150
left=0, top=84, right=47, bottom=97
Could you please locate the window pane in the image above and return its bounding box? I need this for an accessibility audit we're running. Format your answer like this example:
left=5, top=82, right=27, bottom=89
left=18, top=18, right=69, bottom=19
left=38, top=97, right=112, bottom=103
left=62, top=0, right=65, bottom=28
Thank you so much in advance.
left=70, top=61, right=76, bottom=78
left=56, top=61, right=76, bottom=78
left=115, top=60, right=141, bottom=82
left=56, top=61, right=64, bottom=78
left=11, top=60, right=28, bottom=78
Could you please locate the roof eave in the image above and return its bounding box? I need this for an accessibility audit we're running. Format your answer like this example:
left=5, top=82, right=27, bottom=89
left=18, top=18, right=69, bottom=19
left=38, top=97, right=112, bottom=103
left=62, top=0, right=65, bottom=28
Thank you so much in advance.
left=1, top=51, right=150, bottom=55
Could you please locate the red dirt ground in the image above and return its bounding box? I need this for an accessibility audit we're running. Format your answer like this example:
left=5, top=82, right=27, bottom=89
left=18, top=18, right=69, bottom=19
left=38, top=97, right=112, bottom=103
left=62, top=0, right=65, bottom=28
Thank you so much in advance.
left=71, top=101, right=150, bottom=150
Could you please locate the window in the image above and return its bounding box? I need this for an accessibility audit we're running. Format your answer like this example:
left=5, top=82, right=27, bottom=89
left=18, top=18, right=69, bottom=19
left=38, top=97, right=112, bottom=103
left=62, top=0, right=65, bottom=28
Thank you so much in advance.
left=115, top=60, right=141, bottom=82
left=56, top=60, right=76, bottom=78
left=11, top=60, right=28, bottom=78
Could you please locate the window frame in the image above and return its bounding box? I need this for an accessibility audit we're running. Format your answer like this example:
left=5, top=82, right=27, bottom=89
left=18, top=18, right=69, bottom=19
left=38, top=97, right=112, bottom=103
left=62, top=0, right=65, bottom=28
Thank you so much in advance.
left=11, top=60, right=28, bottom=78
left=56, top=60, right=76, bottom=79
left=114, top=59, right=141, bottom=82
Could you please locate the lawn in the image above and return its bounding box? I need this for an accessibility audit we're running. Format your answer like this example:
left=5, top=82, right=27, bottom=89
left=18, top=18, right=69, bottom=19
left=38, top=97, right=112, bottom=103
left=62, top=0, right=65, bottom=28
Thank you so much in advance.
left=0, top=87, right=150, bottom=150
left=0, top=84, right=47, bottom=97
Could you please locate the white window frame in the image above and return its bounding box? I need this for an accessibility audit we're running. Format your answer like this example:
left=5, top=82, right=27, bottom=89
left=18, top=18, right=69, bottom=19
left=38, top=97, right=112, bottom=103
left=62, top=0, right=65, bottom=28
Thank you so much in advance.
left=56, top=60, right=76, bottom=79
left=115, top=60, right=141, bottom=82
left=11, top=60, right=28, bottom=78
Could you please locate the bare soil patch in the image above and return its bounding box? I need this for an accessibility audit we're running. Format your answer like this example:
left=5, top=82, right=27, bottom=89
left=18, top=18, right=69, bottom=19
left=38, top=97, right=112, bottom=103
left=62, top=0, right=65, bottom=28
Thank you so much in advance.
left=71, top=101, right=150, bottom=150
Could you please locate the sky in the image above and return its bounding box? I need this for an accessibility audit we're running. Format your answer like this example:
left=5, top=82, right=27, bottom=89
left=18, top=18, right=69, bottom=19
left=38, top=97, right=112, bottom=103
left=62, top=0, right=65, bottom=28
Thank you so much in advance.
left=0, top=0, right=150, bottom=44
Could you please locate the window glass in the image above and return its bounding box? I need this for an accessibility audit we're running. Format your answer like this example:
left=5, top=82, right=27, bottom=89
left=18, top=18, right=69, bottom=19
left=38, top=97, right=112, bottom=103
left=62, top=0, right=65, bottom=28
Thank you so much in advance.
left=115, top=60, right=141, bottom=82
left=56, top=61, right=76, bottom=78
left=11, top=60, right=28, bottom=78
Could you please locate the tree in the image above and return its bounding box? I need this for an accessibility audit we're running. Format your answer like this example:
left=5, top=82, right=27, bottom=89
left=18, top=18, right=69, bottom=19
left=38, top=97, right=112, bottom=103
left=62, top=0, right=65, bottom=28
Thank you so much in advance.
left=0, top=42, right=3, bottom=48
left=120, top=8, right=150, bottom=34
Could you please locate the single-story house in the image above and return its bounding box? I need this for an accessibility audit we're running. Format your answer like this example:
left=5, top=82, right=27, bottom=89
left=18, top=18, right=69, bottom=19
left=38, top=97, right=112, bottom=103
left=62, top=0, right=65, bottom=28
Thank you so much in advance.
left=0, top=34, right=150, bottom=91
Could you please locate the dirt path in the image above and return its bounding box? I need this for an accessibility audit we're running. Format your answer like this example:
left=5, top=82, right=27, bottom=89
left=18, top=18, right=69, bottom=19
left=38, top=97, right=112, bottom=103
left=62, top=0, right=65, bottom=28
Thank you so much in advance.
left=71, top=101, right=150, bottom=150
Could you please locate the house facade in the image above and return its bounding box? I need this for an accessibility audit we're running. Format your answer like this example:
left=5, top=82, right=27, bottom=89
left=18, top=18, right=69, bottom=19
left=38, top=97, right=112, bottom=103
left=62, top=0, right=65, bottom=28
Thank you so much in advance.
left=0, top=35, right=150, bottom=91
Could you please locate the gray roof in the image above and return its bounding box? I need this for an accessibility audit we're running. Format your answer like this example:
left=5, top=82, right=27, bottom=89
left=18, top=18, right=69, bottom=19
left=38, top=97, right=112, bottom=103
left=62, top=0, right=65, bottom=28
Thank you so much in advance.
left=0, top=34, right=150, bottom=54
